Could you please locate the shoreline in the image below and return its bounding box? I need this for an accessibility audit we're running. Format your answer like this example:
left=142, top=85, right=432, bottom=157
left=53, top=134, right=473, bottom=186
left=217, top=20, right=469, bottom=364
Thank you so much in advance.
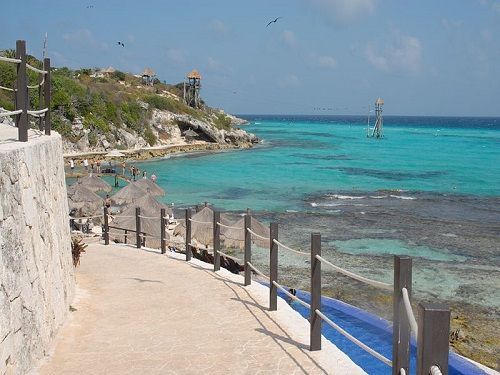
left=63, top=140, right=254, bottom=162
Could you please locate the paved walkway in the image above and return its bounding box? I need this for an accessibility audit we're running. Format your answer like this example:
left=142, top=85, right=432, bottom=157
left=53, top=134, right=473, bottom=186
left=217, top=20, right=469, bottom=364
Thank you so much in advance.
left=35, top=243, right=364, bottom=375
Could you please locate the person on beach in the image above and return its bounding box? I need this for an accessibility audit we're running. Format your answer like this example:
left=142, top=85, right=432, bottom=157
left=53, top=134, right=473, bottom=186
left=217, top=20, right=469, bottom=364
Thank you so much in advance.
left=96, top=160, right=101, bottom=174
left=121, top=162, right=126, bottom=176
left=83, top=159, right=89, bottom=171
left=132, top=166, right=137, bottom=181
left=143, top=171, right=147, bottom=179
left=103, top=194, right=111, bottom=209
left=69, top=159, right=75, bottom=171
left=151, top=173, right=157, bottom=183
left=90, top=160, right=94, bottom=173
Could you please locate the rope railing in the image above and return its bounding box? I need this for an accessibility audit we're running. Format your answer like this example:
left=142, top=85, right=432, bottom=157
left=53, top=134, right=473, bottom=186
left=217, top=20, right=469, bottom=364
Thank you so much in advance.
left=216, top=222, right=242, bottom=230
left=188, top=218, right=212, bottom=225
left=0, top=55, right=21, bottom=64
left=27, top=78, right=44, bottom=89
left=402, top=287, right=418, bottom=338
left=315, top=309, right=392, bottom=367
left=430, top=365, right=443, bottom=375
left=272, top=280, right=310, bottom=309
left=26, top=63, right=48, bottom=75
left=246, top=228, right=268, bottom=241
left=0, top=109, right=22, bottom=117
left=273, top=239, right=309, bottom=256
left=216, top=250, right=243, bottom=263
left=0, top=85, right=16, bottom=92
left=138, top=214, right=160, bottom=219
left=246, top=261, right=269, bottom=281
left=69, top=214, right=104, bottom=220
left=315, top=255, right=392, bottom=291
left=27, top=108, right=48, bottom=115
left=110, top=215, right=136, bottom=219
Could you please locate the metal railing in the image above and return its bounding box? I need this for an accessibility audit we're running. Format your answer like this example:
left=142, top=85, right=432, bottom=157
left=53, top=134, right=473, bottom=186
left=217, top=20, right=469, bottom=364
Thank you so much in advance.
left=0, top=40, right=51, bottom=141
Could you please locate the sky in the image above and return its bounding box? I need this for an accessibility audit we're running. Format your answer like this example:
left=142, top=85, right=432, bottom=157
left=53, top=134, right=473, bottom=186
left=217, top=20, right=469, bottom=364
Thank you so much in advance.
left=1, top=0, right=499, bottom=116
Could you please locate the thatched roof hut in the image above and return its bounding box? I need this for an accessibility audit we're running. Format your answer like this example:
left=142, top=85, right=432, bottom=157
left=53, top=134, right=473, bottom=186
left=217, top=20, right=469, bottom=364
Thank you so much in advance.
left=141, top=68, right=156, bottom=77
left=222, top=216, right=269, bottom=249
left=110, top=195, right=170, bottom=249
left=132, top=179, right=165, bottom=197
left=111, top=183, right=147, bottom=206
left=74, top=174, right=112, bottom=193
left=68, top=185, right=103, bottom=217
left=187, top=69, right=201, bottom=79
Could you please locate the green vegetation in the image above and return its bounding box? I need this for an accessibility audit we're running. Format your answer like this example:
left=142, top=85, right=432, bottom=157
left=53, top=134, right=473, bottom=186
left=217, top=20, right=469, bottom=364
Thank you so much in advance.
left=213, top=113, right=232, bottom=130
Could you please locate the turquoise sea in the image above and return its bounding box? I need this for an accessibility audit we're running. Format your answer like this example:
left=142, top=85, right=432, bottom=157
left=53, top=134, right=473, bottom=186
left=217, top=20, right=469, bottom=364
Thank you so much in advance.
left=136, top=116, right=500, bottom=312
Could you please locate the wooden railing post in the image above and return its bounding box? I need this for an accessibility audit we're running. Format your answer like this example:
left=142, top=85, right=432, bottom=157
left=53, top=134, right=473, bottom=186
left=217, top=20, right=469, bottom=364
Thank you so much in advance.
left=269, top=222, right=278, bottom=311
left=43, top=58, right=51, bottom=135
left=103, top=206, right=109, bottom=245
left=135, top=207, right=141, bottom=249
left=417, top=303, right=450, bottom=375
left=213, top=211, right=221, bottom=271
left=310, top=232, right=322, bottom=351
left=244, top=214, right=251, bottom=286
left=393, top=256, right=412, bottom=375
left=185, top=209, right=192, bottom=261
left=160, top=208, right=166, bottom=254
left=124, top=229, right=128, bottom=244
left=15, top=40, right=28, bottom=142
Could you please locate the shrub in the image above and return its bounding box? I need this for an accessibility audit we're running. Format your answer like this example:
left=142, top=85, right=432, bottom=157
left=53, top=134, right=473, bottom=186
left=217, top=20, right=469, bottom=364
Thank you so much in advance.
left=112, top=70, right=126, bottom=81
left=143, top=126, right=157, bottom=146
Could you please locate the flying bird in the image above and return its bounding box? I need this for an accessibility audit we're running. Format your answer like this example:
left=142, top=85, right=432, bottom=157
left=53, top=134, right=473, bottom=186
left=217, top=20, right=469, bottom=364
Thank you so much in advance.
left=86, top=5, right=94, bottom=8
left=266, top=17, right=282, bottom=27
left=117, top=41, right=125, bottom=47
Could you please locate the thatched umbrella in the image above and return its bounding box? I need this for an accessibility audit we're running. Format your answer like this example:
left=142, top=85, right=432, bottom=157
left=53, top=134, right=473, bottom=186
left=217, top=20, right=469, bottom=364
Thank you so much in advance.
left=75, top=174, right=112, bottom=193
left=111, top=183, right=147, bottom=206
left=132, top=178, right=165, bottom=197
left=222, top=216, right=269, bottom=249
left=110, top=195, right=170, bottom=249
left=68, top=184, right=103, bottom=217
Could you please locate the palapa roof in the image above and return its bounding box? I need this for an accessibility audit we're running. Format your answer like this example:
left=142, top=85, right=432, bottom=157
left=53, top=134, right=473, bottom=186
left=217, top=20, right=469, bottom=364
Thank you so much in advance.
left=375, top=97, right=384, bottom=105
left=68, top=185, right=103, bottom=216
left=132, top=179, right=165, bottom=197
left=75, top=174, right=112, bottom=193
left=222, top=216, right=269, bottom=249
left=141, top=68, right=156, bottom=77
left=187, top=69, right=201, bottom=79
left=121, top=194, right=172, bottom=216
left=111, top=183, right=147, bottom=206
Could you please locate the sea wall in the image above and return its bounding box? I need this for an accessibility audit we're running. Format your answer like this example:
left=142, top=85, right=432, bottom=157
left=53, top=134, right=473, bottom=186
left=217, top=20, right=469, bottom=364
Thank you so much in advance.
left=0, top=125, right=75, bottom=375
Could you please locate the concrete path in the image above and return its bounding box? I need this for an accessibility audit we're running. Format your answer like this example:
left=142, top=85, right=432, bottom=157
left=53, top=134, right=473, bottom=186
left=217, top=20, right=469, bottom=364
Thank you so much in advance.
left=35, top=243, right=364, bottom=375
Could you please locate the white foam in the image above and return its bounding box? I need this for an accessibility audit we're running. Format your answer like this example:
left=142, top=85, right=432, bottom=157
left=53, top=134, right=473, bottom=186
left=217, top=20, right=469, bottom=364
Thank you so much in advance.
left=389, top=194, right=416, bottom=200
left=328, top=194, right=366, bottom=200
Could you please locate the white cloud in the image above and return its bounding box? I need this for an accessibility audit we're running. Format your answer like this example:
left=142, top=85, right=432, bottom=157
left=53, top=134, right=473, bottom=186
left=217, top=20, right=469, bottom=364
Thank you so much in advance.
left=278, top=74, right=301, bottom=88
left=62, top=29, right=108, bottom=51
left=166, top=48, right=186, bottom=65
left=306, top=0, right=376, bottom=23
left=316, top=55, right=337, bottom=69
left=208, top=19, right=229, bottom=34
left=282, top=30, right=298, bottom=49
left=363, top=31, right=422, bottom=73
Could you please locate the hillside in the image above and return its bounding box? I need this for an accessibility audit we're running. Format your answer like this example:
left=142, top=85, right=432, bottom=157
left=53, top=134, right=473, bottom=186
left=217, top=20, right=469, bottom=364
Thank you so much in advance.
left=0, top=51, right=256, bottom=153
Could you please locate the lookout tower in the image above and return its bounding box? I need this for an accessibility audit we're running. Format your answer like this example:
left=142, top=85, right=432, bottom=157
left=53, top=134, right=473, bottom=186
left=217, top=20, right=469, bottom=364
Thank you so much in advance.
left=141, top=68, right=156, bottom=86
left=184, top=70, right=202, bottom=108
left=367, top=97, right=384, bottom=138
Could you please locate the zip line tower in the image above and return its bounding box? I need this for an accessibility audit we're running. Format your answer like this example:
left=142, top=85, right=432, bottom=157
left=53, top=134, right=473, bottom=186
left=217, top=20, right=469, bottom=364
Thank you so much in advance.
left=367, top=97, right=384, bottom=138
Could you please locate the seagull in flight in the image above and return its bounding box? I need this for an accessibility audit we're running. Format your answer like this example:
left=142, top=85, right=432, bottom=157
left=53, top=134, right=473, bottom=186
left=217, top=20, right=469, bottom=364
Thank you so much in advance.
left=266, top=17, right=282, bottom=27
left=86, top=5, right=94, bottom=8
left=117, top=41, right=125, bottom=47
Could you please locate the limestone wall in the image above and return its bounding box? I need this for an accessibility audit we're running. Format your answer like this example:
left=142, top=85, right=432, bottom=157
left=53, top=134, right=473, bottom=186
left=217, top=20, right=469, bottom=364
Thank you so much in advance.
left=0, top=125, right=75, bottom=375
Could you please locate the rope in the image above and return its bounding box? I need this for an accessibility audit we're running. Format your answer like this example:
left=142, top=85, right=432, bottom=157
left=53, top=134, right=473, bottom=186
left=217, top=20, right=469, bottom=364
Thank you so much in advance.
left=0, top=109, right=22, bottom=117
left=27, top=78, right=44, bottom=89
left=111, top=215, right=136, bottom=219
left=272, top=281, right=311, bottom=309
left=247, top=228, right=268, bottom=241
left=246, top=262, right=269, bottom=281
left=138, top=215, right=160, bottom=219
left=216, top=250, right=243, bottom=263
left=216, top=222, right=242, bottom=230
left=399, top=369, right=406, bottom=375
left=315, top=309, right=392, bottom=367
left=315, top=255, right=392, bottom=291
left=0, top=56, right=21, bottom=64
left=430, top=365, right=443, bottom=375
left=27, top=108, right=48, bottom=115
left=0, top=85, right=16, bottom=92
left=188, top=218, right=212, bottom=225
left=402, top=288, right=418, bottom=338
left=26, top=63, right=47, bottom=74
left=273, top=239, right=309, bottom=256
left=69, top=214, right=103, bottom=220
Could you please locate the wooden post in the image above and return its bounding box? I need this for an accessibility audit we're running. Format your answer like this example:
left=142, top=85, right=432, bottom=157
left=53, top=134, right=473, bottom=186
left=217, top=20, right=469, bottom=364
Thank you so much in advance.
left=310, top=232, right=322, bottom=351
left=160, top=208, right=166, bottom=254
left=15, top=40, right=28, bottom=142
left=124, top=229, right=128, bottom=244
left=244, top=214, right=251, bottom=286
left=185, top=209, right=192, bottom=261
left=135, top=207, right=141, bottom=249
left=213, top=211, right=221, bottom=271
left=269, top=222, right=278, bottom=311
left=38, top=67, right=43, bottom=131
left=417, top=303, right=450, bottom=375
left=103, top=207, right=109, bottom=245
left=392, top=256, right=412, bottom=375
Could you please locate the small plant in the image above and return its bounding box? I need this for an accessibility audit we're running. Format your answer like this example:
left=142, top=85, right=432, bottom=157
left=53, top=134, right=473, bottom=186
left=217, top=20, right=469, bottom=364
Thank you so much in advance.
left=71, top=237, right=88, bottom=267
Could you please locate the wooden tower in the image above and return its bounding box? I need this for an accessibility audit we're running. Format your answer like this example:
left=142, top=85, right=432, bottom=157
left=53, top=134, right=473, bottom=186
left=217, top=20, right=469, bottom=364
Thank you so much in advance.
left=184, top=69, right=201, bottom=108
left=141, top=68, right=156, bottom=86
left=368, top=98, right=384, bottom=138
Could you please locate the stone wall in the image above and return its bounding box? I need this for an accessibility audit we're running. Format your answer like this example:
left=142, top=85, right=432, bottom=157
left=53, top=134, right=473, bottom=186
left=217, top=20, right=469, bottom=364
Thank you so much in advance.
left=0, top=125, right=75, bottom=375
